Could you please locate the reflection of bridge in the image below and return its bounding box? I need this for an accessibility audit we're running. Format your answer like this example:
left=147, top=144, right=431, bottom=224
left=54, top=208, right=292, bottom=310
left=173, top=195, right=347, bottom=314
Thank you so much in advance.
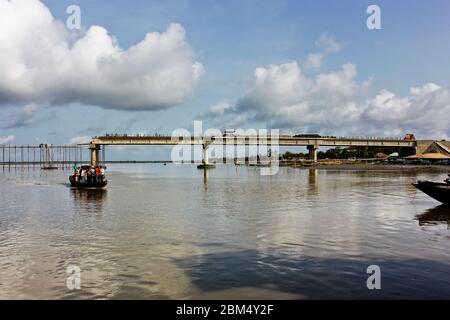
left=88, top=134, right=417, bottom=166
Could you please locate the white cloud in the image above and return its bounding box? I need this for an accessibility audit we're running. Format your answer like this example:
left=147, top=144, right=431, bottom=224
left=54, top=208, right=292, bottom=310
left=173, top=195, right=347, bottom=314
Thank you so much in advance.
left=70, top=136, right=91, bottom=144
left=197, top=31, right=447, bottom=139
left=0, top=135, right=15, bottom=144
left=364, top=83, right=450, bottom=138
left=305, top=33, right=343, bottom=71
left=233, top=61, right=367, bottom=130
left=207, top=60, right=450, bottom=139
left=305, top=53, right=324, bottom=71
left=316, top=33, right=343, bottom=55
left=0, top=0, right=204, bottom=110
left=206, top=101, right=233, bottom=116
left=200, top=101, right=236, bottom=125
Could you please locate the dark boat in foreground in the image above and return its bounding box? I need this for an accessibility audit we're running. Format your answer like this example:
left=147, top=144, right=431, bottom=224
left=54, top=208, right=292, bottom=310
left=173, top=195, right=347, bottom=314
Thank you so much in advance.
left=69, top=175, right=107, bottom=189
left=413, top=175, right=450, bottom=206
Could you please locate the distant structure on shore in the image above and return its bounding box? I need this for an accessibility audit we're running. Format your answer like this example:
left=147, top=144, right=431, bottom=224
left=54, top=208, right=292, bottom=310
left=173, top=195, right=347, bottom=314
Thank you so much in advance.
left=417, top=140, right=450, bottom=157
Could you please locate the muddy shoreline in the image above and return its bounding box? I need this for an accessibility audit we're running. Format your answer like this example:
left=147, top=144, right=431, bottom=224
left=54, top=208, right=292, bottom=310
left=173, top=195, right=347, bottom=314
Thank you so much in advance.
left=291, top=163, right=450, bottom=172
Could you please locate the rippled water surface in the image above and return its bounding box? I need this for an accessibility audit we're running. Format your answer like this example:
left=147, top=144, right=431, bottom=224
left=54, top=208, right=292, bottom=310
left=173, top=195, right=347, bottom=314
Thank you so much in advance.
left=0, top=164, right=449, bottom=299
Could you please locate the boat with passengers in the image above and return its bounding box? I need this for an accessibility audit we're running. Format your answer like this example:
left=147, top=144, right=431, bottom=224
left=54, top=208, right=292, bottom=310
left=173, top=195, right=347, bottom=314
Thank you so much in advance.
left=69, top=164, right=107, bottom=189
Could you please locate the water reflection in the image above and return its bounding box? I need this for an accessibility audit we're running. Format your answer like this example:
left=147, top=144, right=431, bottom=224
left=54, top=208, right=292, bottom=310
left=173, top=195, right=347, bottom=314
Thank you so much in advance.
left=308, top=169, right=318, bottom=195
left=175, top=249, right=450, bottom=299
left=2, top=164, right=450, bottom=299
left=70, top=188, right=107, bottom=213
left=203, top=168, right=209, bottom=187
left=416, top=205, right=450, bottom=227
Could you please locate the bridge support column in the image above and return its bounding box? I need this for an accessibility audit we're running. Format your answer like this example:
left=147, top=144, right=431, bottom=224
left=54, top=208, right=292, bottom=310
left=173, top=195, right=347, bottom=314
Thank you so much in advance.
left=203, top=144, right=209, bottom=165
left=198, top=143, right=215, bottom=169
left=307, top=145, right=318, bottom=162
left=89, top=144, right=100, bottom=166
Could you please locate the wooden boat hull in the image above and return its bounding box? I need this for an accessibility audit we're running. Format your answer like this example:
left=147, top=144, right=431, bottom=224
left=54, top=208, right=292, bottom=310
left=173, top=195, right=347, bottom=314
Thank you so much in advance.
left=69, top=176, right=107, bottom=189
left=413, top=181, right=450, bottom=206
left=197, top=164, right=216, bottom=169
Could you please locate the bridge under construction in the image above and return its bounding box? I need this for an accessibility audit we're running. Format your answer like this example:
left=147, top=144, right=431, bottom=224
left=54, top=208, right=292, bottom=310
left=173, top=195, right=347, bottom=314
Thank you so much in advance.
left=0, top=144, right=102, bottom=168
left=0, top=134, right=418, bottom=168
left=87, top=134, right=417, bottom=167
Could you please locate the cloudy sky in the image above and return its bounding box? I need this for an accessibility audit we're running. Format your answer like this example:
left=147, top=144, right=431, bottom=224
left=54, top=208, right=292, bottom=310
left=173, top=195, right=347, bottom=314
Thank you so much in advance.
left=0, top=0, right=449, bottom=158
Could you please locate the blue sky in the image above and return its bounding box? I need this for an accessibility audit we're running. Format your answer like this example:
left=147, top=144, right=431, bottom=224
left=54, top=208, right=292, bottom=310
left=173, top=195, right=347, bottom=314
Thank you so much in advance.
left=0, top=0, right=449, bottom=158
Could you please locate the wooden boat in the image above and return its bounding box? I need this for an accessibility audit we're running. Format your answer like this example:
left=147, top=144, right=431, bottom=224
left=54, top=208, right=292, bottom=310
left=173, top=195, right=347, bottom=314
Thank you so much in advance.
left=69, top=175, right=107, bottom=189
left=41, top=166, right=58, bottom=170
left=197, top=164, right=216, bottom=169
left=413, top=176, right=450, bottom=206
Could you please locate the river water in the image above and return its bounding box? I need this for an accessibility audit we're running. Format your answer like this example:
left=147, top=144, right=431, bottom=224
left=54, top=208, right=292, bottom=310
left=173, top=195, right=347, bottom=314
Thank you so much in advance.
left=0, top=164, right=449, bottom=299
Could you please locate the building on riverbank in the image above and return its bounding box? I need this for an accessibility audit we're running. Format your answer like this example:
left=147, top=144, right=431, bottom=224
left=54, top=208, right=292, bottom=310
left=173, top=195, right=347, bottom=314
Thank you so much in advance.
left=416, top=140, right=450, bottom=156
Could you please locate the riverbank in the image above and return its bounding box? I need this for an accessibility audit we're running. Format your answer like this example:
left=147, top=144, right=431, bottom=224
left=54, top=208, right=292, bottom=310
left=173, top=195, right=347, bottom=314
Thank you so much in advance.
left=292, top=163, right=450, bottom=172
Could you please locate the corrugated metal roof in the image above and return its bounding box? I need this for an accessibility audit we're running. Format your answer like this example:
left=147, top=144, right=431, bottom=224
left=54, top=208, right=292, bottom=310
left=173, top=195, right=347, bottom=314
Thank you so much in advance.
left=435, top=141, right=450, bottom=155
left=405, top=153, right=450, bottom=159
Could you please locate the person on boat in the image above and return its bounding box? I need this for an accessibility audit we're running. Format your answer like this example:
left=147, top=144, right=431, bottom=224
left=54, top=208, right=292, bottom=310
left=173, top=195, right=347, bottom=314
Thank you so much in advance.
left=80, top=168, right=85, bottom=182
left=90, top=167, right=95, bottom=183
left=74, top=168, right=80, bottom=182
left=94, top=166, right=100, bottom=183
left=91, top=167, right=95, bottom=183
left=72, top=162, right=78, bottom=174
left=100, top=166, right=105, bottom=182
left=86, top=167, right=92, bottom=183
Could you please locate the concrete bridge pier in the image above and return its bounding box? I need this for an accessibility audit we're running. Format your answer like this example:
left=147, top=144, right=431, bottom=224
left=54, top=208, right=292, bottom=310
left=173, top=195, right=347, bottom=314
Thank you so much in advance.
left=198, top=143, right=216, bottom=169
left=89, top=143, right=100, bottom=166
left=203, top=143, right=209, bottom=165
left=307, top=144, right=318, bottom=162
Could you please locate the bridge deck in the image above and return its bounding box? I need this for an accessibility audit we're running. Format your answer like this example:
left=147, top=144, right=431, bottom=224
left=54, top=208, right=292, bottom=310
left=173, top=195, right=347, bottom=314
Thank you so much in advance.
left=91, top=135, right=416, bottom=147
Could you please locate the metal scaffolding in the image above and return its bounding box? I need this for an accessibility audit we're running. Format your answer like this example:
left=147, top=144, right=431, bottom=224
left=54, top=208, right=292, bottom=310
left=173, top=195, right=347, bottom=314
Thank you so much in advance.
left=0, top=144, right=88, bottom=168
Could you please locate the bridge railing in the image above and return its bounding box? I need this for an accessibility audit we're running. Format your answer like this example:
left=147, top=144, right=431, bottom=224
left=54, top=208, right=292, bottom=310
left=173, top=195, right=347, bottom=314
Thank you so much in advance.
left=94, top=133, right=409, bottom=141
left=335, top=136, right=404, bottom=141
